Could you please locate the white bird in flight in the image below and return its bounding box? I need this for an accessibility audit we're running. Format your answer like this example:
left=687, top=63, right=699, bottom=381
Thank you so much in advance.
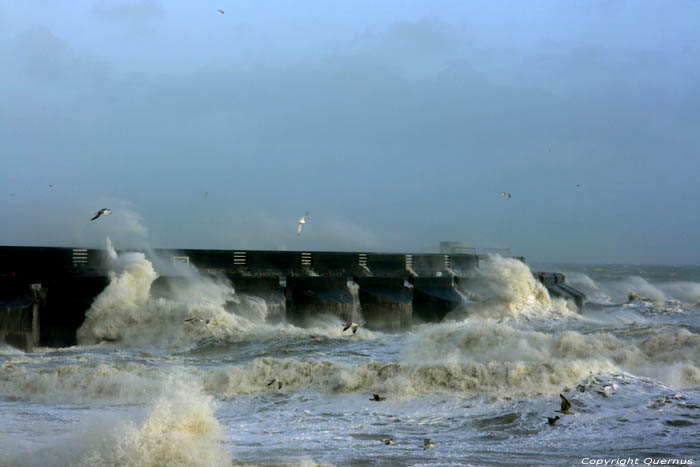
left=500, top=192, right=512, bottom=198
left=91, top=208, right=112, bottom=221
left=297, top=211, right=309, bottom=236
left=217, top=9, right=224, bottom=14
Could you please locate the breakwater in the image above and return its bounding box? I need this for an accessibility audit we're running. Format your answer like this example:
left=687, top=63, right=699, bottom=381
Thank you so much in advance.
left=0, top=246, right=584, bottom=349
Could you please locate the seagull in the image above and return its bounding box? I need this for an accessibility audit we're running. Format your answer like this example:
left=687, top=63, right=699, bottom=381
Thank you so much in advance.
left=217, top=9, right=224, bottom=14
left=370, top=394, right=386, bottom=402
left=343, top=322, right=359, bottom=334
left=500, top=192, right=512, bottom=198
left=422, top=438, right=436, bottom=450
left=91, top=208, right=112, bottom=221
left=382, top=438, right=395, bottom=445
left=297, top=211, right=309, bottom=236
left=555, top=394, right=574, bottom=414
left=267, top=378, right=283, bottom=390
left=546, top=415, right=560, bottom=426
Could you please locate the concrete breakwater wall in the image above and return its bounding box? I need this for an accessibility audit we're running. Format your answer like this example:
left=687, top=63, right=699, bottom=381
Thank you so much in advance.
left=0, top=280, right=44, bottom=352
left=0, top=246, right=584, bottom=349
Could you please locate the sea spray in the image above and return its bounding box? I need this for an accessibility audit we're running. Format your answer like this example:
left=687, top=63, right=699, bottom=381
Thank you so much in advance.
left=77, top=239, right=159, bottom=345
left=0, top=359, right=165, bottom=404
left=77, top=240, right=268, bottom=347
left=447, top=255, right=575, bottom=320
left=402, top=321, right=700, bottom=388
left=74, top=373, right=230, bottom=467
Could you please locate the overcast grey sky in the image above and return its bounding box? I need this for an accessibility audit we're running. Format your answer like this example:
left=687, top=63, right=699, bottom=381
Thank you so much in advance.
left=1, top=0, right=698, bottom=264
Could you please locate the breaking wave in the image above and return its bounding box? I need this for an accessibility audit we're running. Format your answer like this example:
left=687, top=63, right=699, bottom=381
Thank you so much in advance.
left=73, top=374, right=229, bottom=467
left=75, top=240, right=375, bottom=349
left=451, top=255, right=575, bottom=320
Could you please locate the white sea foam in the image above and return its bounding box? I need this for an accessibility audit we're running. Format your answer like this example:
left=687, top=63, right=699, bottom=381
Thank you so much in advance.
left=403, top=321, right=700, bottom=389
left=76, top=374, right=229, bottom=467
left=76, top=240, right=277, bottom=348
left=447, top=255, right=575, bottom=321
left=0, top=359, right=166, bottom=404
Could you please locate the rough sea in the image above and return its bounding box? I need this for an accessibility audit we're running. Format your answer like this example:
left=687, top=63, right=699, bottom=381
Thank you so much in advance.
left=1, top=245, right=699, bottom=466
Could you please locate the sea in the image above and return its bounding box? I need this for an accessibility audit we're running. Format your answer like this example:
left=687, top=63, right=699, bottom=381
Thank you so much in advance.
left=1, top=243, right=698, bottom=466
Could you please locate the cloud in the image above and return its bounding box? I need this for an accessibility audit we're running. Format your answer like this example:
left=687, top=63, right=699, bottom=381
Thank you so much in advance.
left=382, top=18, right=460, bottom=54
left=91, top=0, right=164, bottom=21
left=11, top=25, right=109, bottom=83
left=1, top=7, right=700, bottom=262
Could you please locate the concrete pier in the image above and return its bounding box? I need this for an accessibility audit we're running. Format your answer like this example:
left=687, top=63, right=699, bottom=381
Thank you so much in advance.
left=228, top=275, right=286, bottom=323
left=354, top=277, right=412, bottom=330
left=284, top=276, right=355, bottom=326
left=0, top=245, right=586, bottom=349
left=0, top=281, right=43, bottom=352
left=411, top=276, right=463, bottom=323
left=536, top=272, right=586, bottom=308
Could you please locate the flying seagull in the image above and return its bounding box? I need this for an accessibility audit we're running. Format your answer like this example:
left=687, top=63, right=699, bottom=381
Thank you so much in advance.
left=217, top=9, right=224, bottom=14
left=297, top=211, right=309, bottom=236
left=500, top=192, right=512, bottom=198
left=343, top=322, right=359, bottom=334
left=555, top=394, right=574, bottom=414
left=267, top=378, right=283, bottom=390
left=370, top=394, right=386, bottom=402
left=546, top=415, right=560, bottom=426
left=91, top=208, right=112, bottom=221
left=422, top=438, right=436, bottom=450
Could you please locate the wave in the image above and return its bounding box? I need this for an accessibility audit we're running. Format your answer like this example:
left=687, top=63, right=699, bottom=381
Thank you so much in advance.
left=3, top=321, right=698, bottom=405
left=450, top=255, right=576, bottom=320
left=402, top=322, right=700, bottom=389
left=0, top=358, right=166, bottom=404
left=0, top=373, right=231, bottom=467
left=75, top=240, right=378, bottom=349
left=74, top=374, right=229, bottom=467
left=563, top=267, right=700, bottom=308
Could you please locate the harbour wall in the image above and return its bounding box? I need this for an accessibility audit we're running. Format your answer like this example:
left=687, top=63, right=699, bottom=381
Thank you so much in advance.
left=0, top=246, right=583, bottom=349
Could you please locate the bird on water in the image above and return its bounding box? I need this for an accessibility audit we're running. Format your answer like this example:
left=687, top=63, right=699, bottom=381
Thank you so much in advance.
left=91, top=208, right=112, bottom=221
left=422, top=438, right=436, bottom=449
left=267, top=378, right=283, bottom=390
left=546, top=415, right=560, bottom=425
left=370, top=394, right=386, bottom=402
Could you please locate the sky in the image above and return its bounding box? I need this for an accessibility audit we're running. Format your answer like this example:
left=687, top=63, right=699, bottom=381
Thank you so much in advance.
left=0, top=0, right=698, bottom=264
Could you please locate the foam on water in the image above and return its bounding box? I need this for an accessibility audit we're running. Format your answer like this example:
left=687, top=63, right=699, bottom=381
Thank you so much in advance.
left=405, top=321, right=700, bottom=388
left=1, top=373, right=230, bottom=467
left=448, top=255, right=576, bottom=321
left=3, top=253, right=700, bottom=465
left=0, top=353, right=172, bottom=404
left=75, top=374, right=229, bottom=467
left=76, top=241, right=378, bottom=349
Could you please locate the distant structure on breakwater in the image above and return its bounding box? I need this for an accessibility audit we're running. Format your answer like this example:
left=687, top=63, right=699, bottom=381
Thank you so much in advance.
left=0, top=246, right=585, bottom=351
